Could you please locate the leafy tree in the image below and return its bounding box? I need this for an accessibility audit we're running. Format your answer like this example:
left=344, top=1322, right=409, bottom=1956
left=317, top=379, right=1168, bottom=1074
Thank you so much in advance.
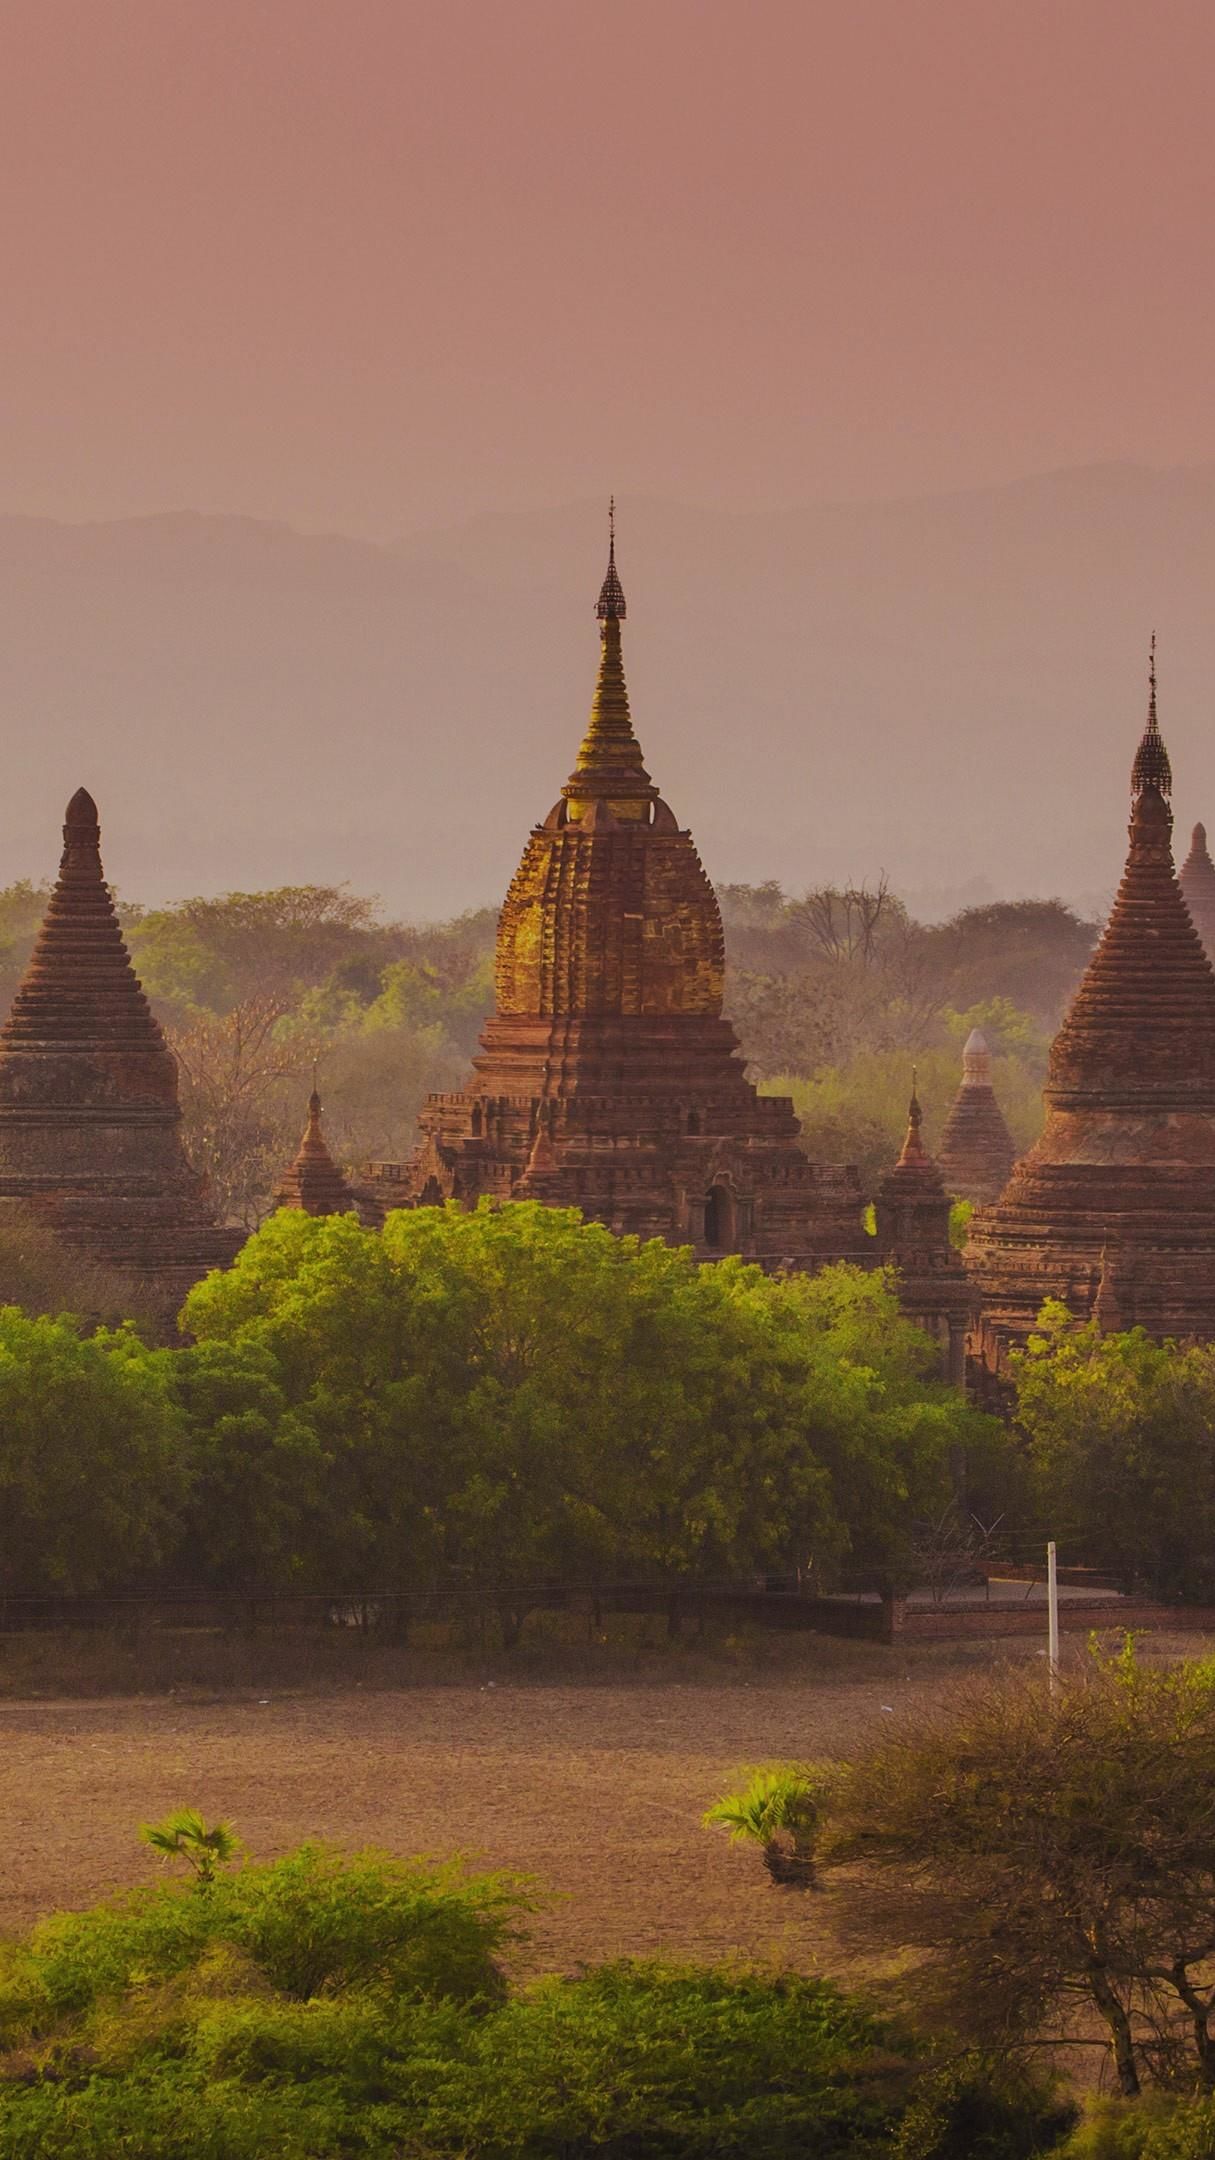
left=181, top=1206, right=999, bottom=1627
left=1012, top=1305, right=1215, bottom=1598
left=0, top=1202, right=145, bottom=1323
left=0, top=1312, right=182, bottom=1595
left=815, top=1646, right=1215, bottom=2097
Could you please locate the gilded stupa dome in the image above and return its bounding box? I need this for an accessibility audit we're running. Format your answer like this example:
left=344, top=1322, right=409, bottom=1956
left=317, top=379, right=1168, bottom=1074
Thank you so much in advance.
left=494, top=511, right=725, bottom=1018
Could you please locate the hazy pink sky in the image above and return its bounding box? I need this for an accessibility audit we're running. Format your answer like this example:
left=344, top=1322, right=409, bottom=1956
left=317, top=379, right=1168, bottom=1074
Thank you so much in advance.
left=1, top=0, right=1213, bottom=537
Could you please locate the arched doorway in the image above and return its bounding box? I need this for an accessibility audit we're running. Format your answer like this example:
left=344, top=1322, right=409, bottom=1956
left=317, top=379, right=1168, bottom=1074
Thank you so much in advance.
left=703, top=1183, right=735, bottom=1250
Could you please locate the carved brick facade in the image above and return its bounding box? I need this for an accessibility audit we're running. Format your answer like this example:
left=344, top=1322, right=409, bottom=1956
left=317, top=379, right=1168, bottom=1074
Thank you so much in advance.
left=366, top=532, right=868, bottom=1269
left=0, top=789, right=240, bottom=1318
left=967, top=664, right=1215, bottom=1379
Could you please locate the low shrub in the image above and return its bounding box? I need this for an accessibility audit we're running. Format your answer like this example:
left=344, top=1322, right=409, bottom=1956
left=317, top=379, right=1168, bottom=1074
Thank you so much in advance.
left=0, top=1849, right=1073, bottom=2159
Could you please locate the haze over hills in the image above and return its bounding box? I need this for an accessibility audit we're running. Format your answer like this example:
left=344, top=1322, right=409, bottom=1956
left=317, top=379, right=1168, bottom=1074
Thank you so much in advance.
left=0, top=460, right=1212, bottom=921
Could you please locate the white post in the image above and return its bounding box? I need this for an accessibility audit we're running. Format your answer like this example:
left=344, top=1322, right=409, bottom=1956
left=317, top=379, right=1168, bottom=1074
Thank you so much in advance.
left=1047, top=1539, right=1060, bottom=1696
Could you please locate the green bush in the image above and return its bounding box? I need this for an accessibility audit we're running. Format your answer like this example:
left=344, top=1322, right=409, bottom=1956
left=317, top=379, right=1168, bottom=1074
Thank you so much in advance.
left=0, top=1846, right=528, bottom=2058
left=1059, top=2097, right=1215, bottom=2159
left=0, top=1840, right=1072, bottom=2159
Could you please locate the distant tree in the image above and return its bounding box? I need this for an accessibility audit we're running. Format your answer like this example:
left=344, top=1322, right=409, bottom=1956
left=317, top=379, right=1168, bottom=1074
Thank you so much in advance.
left=130, top=884, right=388, bottom=1017
left=816, top=1646, right=1215, bottom=2097
left=0, top=1313, right=181, bottom=1594
left=1012, top=1303, right=1215, bottom=1599
left=0, top=1202, right=144, bottom=1323
left=170, top=994, right=320, bottom=1227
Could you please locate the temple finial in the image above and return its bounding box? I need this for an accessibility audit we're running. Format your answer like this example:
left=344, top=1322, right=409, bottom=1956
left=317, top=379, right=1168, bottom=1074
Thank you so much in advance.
left=308, top=1060, right=321, bottom=1124
left=595, top=497, right=626, bottom=624
left=1131, top=631, right=1172, bottom=799
left=897, top=1068, right=928, bottom=1164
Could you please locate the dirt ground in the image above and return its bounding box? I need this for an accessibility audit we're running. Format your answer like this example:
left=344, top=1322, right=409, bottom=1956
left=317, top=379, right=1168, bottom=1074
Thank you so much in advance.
left=4, top=1630, right=1212, bottom=1976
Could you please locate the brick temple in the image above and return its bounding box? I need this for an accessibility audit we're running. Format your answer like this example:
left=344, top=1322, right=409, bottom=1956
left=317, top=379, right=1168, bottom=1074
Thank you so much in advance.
left=966, top=652, right=1215, bottom=1378
left=366, top=520, right=868, bottom=1268
left=0, top=788, right=239, bottom=1317
left=872, top=1079, right=970, bottom=1385
left=936, top=1028, right=1017, bottom=1204
left=1180, top=820, right=1215, bottom=962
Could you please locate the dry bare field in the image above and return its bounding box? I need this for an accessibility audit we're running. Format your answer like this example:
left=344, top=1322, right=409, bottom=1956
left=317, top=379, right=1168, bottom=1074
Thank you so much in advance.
left=4, top=1629, right=1211, bottom=1974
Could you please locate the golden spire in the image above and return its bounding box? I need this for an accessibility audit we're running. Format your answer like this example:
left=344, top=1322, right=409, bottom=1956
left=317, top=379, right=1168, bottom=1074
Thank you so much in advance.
left=564, top=502, right=654, bottom=819
left=1132, top=632, right=1172, bottom=800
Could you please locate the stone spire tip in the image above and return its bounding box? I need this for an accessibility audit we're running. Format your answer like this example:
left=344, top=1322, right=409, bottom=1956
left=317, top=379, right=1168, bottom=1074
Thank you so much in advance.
left=1131, top=632, right=1172, bottom=801
left=64, top=786, right=99, bottom=829
left=595, top=496, right=626, bottom=624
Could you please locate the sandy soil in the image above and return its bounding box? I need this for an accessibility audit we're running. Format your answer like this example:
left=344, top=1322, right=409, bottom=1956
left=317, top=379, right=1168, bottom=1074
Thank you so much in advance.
left=4, top=1634, right=1210, bottom=1975
left=0, top=1662, right=924, bottom=1970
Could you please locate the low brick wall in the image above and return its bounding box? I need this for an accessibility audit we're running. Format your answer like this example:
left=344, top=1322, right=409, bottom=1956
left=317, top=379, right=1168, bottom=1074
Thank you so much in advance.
left=900, top=1600, right=1215, bottom=1639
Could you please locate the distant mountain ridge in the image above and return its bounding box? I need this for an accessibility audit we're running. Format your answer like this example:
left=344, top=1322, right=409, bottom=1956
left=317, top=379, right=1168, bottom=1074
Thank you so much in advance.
left=0, top=463, right=1211, bottom=918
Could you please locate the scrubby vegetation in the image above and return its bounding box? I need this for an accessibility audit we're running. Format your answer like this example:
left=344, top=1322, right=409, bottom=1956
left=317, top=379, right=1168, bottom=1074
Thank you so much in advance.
left=0, top=1833, right=1072, bottom=2159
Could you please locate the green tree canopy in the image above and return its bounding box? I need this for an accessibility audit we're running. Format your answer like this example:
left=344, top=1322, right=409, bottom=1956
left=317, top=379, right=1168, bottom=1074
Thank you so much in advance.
left=0, top=1312, right=182, bottom=1595
left=181, top=1203, right=997, bottom=1619
left=1012, top=1303, right=1215, bottom=1599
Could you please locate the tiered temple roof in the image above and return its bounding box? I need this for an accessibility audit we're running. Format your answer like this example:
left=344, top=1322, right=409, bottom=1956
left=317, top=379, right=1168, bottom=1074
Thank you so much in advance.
left=936, top=1028, right=1017, bottom=1205
left=0, top=789, right=239, bottom=1319
left=872, top=1080, right=970, bottom=1384
left=272, top=1082, right=362, bottom=1218
left=366, top=516, right=867, bottom=1268
left=1180, top=821, right=1215, bottom=961
left=967, top=649, right=1215, bottom=1376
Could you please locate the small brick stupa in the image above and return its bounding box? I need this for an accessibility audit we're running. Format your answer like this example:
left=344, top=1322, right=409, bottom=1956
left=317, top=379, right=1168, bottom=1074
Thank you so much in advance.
left=967, top=648, right=1215, bottom=1379
left=1180, top=821, right=1215, bottom=962
left=272, top=1081, right=363, bottom=1218
left=366, top=516, right=867, bottom=1268
left=0, top=788, right=239, bottom=1317
left=936, top=1028, right=1017, bottom=1204
left=872, top=1079, right=970, bottom=1384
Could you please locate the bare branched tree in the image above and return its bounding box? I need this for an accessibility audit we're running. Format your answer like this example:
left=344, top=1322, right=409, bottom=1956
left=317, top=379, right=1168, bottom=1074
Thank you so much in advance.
left=171, top=995, right=321, bottom=1229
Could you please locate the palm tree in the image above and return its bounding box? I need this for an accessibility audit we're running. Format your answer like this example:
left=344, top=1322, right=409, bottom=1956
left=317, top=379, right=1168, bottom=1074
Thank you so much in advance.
left=703, top=1766, right=825, bottom=1889
left=139, top=1808, right=240, bottom=1891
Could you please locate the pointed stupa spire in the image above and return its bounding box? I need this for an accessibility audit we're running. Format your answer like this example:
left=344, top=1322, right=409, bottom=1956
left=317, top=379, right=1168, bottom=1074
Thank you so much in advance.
left=1, top=789, right=168, bottom=1054
left=1180, top=818, right=1215, bottom=962
left=939, top=1021, right=1017, bottom=1203
left=1131, top=633, right=1172, bottom=800
left=897, top=1070, right=929, bottom=1166
left=565, top=503, right=653, bottom=815
left=595, top=495, right=626, bottom=621
left=273, top=1069, right=360, bottom=1218
left=1047, top=655, right=1215, bottom=1109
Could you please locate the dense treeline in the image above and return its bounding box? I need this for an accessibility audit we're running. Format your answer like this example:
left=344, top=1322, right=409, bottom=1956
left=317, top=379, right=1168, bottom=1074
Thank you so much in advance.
left=0, top=876, right=1096, bottom=1223
left=4, top=1205, right=1215, bottom=1613
left=0, top=1204, right=996, bottom=1619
